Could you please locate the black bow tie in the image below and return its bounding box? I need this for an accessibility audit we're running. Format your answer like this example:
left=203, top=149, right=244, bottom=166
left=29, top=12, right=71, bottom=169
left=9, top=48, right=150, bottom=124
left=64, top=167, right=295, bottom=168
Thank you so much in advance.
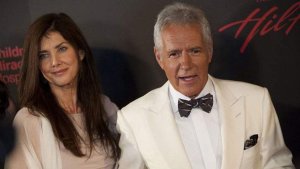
left=178, top=93, right=213, bottom=117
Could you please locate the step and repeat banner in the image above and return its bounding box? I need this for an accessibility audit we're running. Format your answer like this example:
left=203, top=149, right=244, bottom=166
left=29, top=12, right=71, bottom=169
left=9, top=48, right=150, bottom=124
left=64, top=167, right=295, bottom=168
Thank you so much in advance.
left=1, top=0, right=299, bottom=164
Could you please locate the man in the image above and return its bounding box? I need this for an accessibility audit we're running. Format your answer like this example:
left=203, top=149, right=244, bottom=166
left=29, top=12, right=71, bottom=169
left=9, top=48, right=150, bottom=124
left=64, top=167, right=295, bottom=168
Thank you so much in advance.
left=117, top=2, right=295, bottom=169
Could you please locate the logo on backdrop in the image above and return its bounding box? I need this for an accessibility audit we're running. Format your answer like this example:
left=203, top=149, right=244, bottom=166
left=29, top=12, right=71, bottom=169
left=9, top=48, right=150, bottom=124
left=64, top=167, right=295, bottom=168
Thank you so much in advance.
left=218, top=1, right=299, bottom=53
left=0, top=46, right=23, bottom=85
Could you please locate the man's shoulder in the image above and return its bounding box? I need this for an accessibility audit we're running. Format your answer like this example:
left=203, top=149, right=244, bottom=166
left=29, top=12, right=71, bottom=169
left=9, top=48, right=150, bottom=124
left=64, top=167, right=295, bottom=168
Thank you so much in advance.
left=212, top=76, right=263, bottom=89
left=212, top=76, right=266, bottom=95
left=121, top=83, right=168, bottom=113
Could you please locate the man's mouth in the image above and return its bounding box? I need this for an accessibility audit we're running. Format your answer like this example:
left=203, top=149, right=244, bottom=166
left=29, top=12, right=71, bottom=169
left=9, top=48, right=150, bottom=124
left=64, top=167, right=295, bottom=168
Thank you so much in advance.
left=178, top=75, right=197, bottom=81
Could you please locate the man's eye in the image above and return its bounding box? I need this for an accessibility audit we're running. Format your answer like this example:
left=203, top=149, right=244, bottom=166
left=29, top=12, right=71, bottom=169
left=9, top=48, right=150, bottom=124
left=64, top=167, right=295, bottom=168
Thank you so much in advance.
left=169, top=52, right=179, bottom=58
left=190, top=49, right=201, bottom=55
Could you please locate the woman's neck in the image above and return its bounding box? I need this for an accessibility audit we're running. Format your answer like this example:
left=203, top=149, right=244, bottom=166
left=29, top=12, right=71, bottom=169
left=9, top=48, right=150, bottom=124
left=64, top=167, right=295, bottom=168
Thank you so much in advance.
left=51, top=85, right=79, bottom=114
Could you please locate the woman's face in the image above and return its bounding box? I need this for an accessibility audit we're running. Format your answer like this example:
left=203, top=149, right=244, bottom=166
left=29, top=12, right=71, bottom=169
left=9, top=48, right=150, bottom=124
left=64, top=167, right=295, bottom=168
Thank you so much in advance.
left=39, top=31, right=84, bottom=90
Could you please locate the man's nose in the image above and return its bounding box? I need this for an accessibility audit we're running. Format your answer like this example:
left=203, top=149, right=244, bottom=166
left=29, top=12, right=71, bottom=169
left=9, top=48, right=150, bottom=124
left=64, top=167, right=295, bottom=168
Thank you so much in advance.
left=180, top=51, right=192, bottom=70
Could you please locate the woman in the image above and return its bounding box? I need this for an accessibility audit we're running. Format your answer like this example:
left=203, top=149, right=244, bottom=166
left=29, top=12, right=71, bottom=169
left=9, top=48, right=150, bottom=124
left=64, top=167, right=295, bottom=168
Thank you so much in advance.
left=5, top=13, right=120, bottom=169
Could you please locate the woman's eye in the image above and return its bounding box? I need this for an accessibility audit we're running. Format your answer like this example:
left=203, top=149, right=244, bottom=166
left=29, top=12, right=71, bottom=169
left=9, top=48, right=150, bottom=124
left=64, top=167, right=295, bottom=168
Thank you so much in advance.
left=58, top=46, right=67, bottom=52
left=39, top=53, right=49, bottom=59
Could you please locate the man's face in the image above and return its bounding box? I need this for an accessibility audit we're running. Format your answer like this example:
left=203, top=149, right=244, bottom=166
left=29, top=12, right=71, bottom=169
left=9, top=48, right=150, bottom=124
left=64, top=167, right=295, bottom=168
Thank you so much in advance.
left=154, top=23, right=212, bottom=98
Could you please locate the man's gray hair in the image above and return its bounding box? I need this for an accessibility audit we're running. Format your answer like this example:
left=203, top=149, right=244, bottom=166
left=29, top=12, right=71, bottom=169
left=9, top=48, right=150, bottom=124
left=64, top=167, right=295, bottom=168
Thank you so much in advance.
left=154, top=2, right=213, bottom=56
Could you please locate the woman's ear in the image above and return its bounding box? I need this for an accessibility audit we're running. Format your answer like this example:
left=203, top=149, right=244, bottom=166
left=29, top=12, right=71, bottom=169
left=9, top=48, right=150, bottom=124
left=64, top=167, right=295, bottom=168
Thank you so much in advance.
left=79, top=50, right=85, bottom=60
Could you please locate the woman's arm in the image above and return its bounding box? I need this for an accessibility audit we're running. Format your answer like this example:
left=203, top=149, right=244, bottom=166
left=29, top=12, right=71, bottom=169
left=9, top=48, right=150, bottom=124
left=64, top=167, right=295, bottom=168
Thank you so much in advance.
left=5, top=108, right=43, bottom=169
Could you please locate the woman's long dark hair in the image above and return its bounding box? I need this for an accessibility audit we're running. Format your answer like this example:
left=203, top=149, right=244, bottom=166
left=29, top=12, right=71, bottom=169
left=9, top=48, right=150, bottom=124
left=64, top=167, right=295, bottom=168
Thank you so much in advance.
left=19, top=13, right=120, bottom=160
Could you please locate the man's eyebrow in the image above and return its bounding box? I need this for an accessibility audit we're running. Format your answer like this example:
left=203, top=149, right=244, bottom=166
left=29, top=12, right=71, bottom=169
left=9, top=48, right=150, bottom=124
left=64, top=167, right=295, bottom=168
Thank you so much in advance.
left=168, top=49, right=181, bottom=53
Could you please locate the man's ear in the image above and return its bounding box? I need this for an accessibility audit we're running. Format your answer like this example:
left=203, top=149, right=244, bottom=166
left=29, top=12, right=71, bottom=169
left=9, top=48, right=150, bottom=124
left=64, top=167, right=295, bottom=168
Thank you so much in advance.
left=79, top=50, right=85, bottom=60
left=154, top=47, right=164, bottom=69
left=208, top=52, right=213, bottom=63
left=207, top=46, right=213, bottom=63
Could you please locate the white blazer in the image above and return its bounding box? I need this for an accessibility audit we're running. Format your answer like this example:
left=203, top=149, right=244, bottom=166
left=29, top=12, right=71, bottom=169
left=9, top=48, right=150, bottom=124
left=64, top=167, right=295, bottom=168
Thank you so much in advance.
left=117, top=76, right=294, bottom=169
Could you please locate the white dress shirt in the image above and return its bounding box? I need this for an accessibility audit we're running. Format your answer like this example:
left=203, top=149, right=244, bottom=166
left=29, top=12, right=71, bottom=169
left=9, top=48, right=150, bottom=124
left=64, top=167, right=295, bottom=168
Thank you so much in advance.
left=168, top=78, right=222, bottom=169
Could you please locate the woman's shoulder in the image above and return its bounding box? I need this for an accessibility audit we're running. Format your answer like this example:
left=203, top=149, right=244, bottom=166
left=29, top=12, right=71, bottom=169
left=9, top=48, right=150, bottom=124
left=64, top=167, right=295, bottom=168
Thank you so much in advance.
left=101, top=95, right=118, bottom=116
left=101, top=95, right=119, bottom=134
left=13, top=107, right=42, bottom=131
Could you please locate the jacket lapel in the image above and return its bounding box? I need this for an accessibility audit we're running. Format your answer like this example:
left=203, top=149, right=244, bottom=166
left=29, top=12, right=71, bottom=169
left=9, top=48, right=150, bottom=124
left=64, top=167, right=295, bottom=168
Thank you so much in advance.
left=210, top=77, right=245, bottom=169
left=146, top=82, right=192, bottom=169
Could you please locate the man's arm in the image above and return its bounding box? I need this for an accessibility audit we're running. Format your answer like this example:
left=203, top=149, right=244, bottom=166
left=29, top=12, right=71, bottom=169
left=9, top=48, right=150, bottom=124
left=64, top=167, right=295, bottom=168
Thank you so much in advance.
left=261, top=88, right=295, bottom=169
left=116, top=110, right=146, bottom=169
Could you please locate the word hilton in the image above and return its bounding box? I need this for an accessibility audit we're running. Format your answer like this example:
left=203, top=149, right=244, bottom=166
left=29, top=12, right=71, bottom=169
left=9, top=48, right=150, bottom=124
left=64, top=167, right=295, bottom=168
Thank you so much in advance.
left=219, top=2, right=299, bottom=53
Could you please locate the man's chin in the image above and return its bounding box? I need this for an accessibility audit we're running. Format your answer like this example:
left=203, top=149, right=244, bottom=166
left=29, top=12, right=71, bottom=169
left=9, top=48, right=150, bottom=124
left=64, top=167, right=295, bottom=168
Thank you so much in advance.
left=179, top=88, right=201, bottom=98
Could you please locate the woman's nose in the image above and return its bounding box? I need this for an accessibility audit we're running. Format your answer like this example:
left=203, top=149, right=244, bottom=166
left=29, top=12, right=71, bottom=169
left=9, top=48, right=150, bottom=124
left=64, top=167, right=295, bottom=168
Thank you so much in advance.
left=51, top=54, right=61, bottom=67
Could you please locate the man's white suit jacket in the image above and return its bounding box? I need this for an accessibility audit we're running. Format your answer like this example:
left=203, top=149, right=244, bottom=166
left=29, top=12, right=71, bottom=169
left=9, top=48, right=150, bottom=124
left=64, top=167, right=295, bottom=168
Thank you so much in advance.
left=117, top=76, right=294, bottom=169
